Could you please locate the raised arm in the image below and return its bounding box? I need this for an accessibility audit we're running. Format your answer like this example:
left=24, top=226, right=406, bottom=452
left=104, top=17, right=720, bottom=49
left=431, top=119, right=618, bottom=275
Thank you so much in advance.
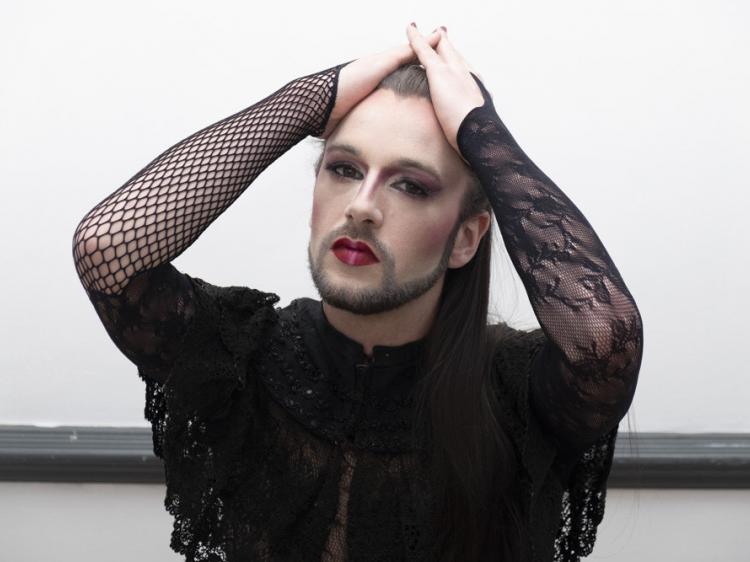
left=71, top=63, right=347, bottom=380
left=457, top=76, right=644, bottom=453
left=72, top=34, right=444, bottom=383
left=72, top=64, right=345, bottom=296
left=404, top=24, right=643, bottom=453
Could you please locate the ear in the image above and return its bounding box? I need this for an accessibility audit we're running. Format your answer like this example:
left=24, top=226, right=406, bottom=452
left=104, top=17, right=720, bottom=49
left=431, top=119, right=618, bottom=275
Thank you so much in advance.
left=448, top=211, right=491, bottom=269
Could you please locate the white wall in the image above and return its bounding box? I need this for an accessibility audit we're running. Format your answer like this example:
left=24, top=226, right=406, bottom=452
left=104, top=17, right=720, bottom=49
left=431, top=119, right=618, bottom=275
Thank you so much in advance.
left=1, top=483, right=748, bottom=561
left=4, top=0, right=747, bottom=433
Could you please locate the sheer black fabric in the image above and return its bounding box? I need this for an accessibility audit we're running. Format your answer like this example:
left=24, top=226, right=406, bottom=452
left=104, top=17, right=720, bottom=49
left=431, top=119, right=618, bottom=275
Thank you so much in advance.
left=72, top=62, right=643, bottom=561
left=72, top=62, right=344, bottom=379
left=457, top=76, right=643, bottom=560
left=457, top=73, right=643, bottom=456
left=456, top=75, right=643, bottom=560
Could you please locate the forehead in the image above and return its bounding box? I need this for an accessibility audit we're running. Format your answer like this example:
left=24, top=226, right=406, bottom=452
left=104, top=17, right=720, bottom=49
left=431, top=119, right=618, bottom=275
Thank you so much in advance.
left=326, top=89, right=469, bottom=188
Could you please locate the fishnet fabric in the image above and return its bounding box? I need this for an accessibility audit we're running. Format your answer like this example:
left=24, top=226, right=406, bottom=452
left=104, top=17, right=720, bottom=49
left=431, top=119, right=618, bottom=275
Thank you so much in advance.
left=71, top=62, right=345, bottom=377
left=71, top=64, right=643, bottom=562
left=72, top=62, right=344, bottom=297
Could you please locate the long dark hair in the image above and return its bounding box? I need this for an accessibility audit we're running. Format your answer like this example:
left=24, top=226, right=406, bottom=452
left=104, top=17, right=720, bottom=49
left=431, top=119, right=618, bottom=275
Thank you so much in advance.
left=313, top=64, right=527, bottom=561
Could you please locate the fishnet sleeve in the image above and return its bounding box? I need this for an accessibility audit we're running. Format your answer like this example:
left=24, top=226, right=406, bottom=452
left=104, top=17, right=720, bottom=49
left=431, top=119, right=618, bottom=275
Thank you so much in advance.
left=457, top=74, right=644, bottom=454
left=72, top=61, right=348, bottom=381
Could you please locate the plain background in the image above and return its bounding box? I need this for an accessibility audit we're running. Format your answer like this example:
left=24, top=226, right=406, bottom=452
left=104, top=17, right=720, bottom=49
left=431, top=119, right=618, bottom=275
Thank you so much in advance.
left=2, top=0, right=748, bottom=432
left=1, top=0, right=748, bottom=560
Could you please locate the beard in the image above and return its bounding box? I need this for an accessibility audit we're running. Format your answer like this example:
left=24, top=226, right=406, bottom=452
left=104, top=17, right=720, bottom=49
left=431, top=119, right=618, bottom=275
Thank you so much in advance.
left=307, top=219, right=462, bottom=316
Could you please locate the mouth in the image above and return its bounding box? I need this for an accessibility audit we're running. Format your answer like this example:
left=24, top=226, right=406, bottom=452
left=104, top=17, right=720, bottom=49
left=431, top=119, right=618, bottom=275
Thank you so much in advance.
left=331, top=237, right=379, bottom=266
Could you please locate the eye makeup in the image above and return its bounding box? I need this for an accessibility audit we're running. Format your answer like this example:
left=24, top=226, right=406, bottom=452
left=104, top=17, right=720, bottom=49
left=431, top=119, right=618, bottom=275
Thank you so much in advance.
left=324, top=143, right=445, bottom=192
left=324, top=161, right=436, bottom=199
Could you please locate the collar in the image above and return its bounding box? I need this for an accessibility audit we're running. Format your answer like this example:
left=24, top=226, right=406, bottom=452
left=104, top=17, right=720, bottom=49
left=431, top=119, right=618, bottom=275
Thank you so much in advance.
left=260, top=297, right=430, bottom=452
left=295, top=297, right=427, bottom=369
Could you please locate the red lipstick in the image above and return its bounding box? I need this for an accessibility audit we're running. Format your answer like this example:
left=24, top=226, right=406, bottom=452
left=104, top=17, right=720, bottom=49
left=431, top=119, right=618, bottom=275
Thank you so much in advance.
left=331, top=237, right=379, bottom=266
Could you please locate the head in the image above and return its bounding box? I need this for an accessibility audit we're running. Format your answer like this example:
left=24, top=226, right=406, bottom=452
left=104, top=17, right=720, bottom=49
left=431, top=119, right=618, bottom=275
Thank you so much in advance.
left=307, top=70, right=491, bottom=315
left=309, top=64, right=527, bottom=561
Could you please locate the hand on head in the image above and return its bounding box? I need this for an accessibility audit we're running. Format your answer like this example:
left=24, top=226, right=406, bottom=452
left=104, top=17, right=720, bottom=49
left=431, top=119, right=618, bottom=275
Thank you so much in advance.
left=321, top=24, right=488, bottom=162
left=405, top=23, right=487, bottom=157
left=320, top=29, right=442, bottom=139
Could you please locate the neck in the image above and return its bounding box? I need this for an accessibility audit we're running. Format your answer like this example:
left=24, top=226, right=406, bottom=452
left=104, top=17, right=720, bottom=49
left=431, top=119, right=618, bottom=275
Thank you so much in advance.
left=321, top=279, right=443, bottom=357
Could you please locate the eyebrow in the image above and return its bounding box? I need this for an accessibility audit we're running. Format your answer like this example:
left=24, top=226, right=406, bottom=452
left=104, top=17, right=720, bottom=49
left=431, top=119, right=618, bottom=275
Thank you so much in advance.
left=326, top=142, right=443, bottom=183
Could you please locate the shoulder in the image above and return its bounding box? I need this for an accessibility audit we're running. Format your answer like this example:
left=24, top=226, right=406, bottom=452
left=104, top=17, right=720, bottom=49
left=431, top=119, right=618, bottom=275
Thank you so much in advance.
left=489, top=321, right=546, bottom=346
left=189, top=275, right=281, bottom=319
left=185, top=276, right=282, bottom=361
left=488, top=322, right=547, bottom=377
left=487, top=322, right=550, bottom=430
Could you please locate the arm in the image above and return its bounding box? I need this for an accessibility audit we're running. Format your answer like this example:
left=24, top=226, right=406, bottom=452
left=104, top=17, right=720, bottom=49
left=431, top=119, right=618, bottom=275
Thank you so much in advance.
left=72, top=64, right=344, bottom=296
left=72, top=33, right=443, bottom=382
left=71, top=63, right=347, bottom=380
left=457, top=76, right=644, bottom=453
left=404, top=25, right=643, bottom=452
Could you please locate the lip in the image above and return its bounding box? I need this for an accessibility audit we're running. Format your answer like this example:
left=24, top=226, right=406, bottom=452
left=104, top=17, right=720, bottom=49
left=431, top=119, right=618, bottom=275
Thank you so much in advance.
left=331, top=237, right=379, bottom=266
left=331, top=237, right=378, bottom=261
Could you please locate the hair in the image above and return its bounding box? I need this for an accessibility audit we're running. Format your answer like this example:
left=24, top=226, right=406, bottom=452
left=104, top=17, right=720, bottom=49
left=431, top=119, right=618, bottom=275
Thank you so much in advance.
left=312, top=64, right=528, bottom=561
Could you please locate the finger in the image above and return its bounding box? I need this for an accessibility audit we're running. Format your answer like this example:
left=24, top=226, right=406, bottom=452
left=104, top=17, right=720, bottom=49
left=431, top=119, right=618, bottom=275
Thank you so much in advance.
left=406, top=23, right=441, bottom=66
left=432, top=29, right=484, bottom=82
left=394, top=29, right=441, bottom=65
left=427, top=30, right=441, bottom=48
left=433, top=28, right=465, bottom=67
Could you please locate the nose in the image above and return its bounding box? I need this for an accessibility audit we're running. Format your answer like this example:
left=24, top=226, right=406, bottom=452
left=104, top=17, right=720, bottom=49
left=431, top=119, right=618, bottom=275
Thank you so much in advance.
left=343, top=179, right=384, bottom=227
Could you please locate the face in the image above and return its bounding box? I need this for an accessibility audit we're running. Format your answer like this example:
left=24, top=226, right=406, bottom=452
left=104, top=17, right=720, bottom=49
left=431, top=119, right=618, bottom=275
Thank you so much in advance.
left=307, top=89, right=485, bottom=316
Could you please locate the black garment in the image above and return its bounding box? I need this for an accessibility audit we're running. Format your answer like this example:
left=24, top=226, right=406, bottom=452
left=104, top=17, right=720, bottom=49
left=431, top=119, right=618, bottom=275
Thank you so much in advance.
left=73, top=60, right=643, bottom=561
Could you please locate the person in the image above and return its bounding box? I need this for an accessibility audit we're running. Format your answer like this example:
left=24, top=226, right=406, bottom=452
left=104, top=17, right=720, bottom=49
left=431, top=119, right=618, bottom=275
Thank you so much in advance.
left=72, top=23, right=643, bottom=562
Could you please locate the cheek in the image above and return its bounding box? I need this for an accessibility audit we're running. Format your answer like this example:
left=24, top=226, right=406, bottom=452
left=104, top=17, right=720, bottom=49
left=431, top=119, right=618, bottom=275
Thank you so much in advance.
left=415, top=215, right=457, bottom=256
left=310, top=185, right=339, bottom=232
left=311, top=198, right=319, bottom=229
left=310, top=192, right=331, bottom=235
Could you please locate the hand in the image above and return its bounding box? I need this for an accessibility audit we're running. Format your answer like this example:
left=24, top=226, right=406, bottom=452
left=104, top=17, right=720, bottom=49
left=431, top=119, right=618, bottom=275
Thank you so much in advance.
left=405, top=24, right=487, bottom=158
left=320, top=29, right=442, bottom=139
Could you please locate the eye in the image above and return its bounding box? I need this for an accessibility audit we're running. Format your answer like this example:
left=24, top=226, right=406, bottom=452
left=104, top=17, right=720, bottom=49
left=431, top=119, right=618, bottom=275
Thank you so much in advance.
left=326, top=163, right=361, bottom=180
left=395, top=180, right=430, bottom=198
left=324, top=163, right=431, bottom=198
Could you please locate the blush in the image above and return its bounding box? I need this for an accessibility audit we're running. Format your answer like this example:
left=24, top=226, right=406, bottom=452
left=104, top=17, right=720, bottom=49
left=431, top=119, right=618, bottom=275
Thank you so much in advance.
left=424, top=216, right=457, bottom=253
left=311, top=199, right=319, bottom=227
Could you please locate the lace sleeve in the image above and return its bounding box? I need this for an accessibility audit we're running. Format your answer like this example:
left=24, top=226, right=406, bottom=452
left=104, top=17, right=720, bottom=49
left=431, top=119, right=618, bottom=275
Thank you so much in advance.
left=492, top=327, right=619, bottom=562
left=457, top=74, right=644, bottom=454
left=83, top=261, right=197, bottom=384
left=72, top=62, right=348, bottom=381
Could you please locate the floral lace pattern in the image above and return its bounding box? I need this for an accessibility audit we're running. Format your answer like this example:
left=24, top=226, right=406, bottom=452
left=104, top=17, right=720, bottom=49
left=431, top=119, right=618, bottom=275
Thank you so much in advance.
left=456, top=73, right=643, bottom=560
left=457, top=73, right=643, bottom=455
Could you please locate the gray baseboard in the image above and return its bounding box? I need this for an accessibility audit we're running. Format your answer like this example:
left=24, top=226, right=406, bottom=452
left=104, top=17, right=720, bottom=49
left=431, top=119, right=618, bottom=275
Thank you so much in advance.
left=1, top=425, right=748, bottom=488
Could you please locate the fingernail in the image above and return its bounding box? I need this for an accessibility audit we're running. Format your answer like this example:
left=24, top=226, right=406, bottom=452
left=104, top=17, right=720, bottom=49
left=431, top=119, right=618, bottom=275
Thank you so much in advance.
left=441, top=26, right=447, bottom=32
left=410, top=22, right=416, bottom=28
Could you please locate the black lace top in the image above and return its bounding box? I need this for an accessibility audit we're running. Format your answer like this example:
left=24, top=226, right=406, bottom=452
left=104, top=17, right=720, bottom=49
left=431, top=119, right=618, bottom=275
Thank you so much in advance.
left=72, top=60, right=644, bottom=561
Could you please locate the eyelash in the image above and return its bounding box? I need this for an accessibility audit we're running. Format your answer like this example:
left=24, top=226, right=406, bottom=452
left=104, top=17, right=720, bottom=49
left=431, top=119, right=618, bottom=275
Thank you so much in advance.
left=324, top=163, right=431, bottom=198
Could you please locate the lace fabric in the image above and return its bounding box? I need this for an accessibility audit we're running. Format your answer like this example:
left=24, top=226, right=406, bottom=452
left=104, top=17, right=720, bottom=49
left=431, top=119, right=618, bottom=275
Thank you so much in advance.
left=457, top=73, right=644, bottom=454
left=132, top=269, right=436, bottom=561
left=453, top=75, right=643, bottom=560
left=72, top=63, right=643, bottom=561
left=492, top=327, right=620, bottom=562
